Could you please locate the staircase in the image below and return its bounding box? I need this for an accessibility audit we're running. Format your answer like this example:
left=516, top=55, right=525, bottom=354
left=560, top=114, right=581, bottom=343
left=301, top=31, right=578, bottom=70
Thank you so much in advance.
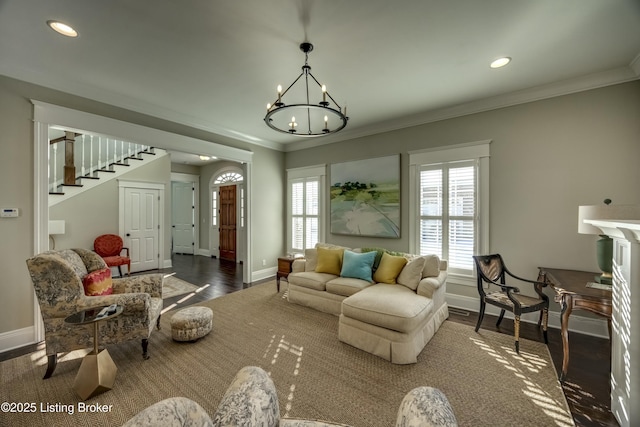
left=48, top=130, right=167, bottom=207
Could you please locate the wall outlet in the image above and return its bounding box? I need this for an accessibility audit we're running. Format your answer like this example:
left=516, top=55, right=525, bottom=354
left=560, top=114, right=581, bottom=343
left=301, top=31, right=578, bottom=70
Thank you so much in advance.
left=262, top=259, right=266, bottom=266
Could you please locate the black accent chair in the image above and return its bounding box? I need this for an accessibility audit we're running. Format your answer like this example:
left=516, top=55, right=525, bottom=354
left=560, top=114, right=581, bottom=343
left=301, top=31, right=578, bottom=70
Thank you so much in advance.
left=472, top=254, right=549, bottom=353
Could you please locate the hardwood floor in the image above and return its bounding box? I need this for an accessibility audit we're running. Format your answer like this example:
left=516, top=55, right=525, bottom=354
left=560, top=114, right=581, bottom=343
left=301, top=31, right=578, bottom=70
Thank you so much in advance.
left=2, top=254, right=617, bottom=426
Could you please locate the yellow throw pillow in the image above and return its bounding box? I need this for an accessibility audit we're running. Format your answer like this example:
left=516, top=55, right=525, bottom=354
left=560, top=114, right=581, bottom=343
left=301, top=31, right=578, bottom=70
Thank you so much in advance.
left=315, top=247, right=344, bottom=275
left=373, top=252, right=408, bottom=284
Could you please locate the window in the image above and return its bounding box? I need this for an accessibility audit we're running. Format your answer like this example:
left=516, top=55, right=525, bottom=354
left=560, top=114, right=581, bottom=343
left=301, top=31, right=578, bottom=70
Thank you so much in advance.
left=211, top=190, right=217, bottom=226
left=410, top=141, right=490, bottom=281
left=420, top=161, right=476, bottom=273
left=287, top=165, right=326, bottom=254
left=214, top=172, right=243, bottom=184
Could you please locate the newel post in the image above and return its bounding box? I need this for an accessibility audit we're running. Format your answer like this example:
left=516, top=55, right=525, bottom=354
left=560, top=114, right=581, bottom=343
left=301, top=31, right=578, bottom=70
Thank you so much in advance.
left=63, top=131, right=76, bottom=185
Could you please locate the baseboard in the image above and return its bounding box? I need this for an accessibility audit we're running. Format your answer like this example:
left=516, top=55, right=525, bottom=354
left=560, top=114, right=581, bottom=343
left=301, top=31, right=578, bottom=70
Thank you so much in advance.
left=251, top=266, right=277, bottom=283
left=446, top=293, right=610, bottom=339
left=0, top=326, right=36, bottom=353
left=196, top=249, right=211, bottom=257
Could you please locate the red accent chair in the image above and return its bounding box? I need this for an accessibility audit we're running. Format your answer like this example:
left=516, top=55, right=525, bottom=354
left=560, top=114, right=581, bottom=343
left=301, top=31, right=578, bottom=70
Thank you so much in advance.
left=94, top=234, right=131, bottom=277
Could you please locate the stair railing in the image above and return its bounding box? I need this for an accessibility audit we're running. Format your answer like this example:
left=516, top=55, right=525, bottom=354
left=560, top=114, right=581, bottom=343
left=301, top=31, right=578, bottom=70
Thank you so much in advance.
left=49, top=133, right=154, bottom=194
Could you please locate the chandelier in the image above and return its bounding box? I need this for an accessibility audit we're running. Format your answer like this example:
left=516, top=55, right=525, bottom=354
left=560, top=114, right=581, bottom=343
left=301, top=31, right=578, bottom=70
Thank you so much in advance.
left=264, top=42, right=348, bottom=137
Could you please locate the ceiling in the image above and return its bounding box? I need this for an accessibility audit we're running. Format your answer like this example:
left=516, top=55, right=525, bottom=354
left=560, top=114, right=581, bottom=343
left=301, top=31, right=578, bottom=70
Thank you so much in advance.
left=1, top=0, right=639, bottom=154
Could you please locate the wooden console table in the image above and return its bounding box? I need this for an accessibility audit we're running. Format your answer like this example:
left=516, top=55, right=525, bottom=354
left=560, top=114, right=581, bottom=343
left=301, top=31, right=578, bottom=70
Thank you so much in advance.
left=537, top=267, right=612, bottom=382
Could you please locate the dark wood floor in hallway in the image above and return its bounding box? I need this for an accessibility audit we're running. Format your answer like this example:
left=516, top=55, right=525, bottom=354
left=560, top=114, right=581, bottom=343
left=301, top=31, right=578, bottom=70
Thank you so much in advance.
left=2, top=253, right=616, bottom=426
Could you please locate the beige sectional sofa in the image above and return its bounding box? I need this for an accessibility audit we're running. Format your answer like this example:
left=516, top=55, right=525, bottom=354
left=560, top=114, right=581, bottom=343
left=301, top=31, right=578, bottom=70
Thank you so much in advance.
left=287, top=244, right=449, bottom=364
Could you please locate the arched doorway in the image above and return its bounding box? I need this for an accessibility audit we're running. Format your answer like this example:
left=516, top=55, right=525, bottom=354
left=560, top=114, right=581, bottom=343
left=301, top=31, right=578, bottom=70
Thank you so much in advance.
left=210, top=168, right=244, bottom=262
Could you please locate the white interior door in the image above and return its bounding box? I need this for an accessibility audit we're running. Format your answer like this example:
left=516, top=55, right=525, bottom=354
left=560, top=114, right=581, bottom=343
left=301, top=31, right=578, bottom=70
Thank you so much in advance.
left=172, top=181, right=194, bottom=254
left=124, top=187, right=160, bottom=272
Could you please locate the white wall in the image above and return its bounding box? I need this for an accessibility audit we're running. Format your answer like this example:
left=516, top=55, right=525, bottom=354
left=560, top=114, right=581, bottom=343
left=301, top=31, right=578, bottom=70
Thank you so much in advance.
left=49, top=155, right=172, bottom=256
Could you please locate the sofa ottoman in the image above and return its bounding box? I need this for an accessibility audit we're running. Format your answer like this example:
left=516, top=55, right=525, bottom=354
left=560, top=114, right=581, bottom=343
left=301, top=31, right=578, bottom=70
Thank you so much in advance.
left=170, top=306, right=213, bottom=342
left=339, top=284, right=436, bottom=364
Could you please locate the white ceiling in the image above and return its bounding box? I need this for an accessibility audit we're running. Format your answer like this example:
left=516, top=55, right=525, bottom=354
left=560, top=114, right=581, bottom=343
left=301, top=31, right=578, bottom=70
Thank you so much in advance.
left=1, top=0, right=639, bottom=153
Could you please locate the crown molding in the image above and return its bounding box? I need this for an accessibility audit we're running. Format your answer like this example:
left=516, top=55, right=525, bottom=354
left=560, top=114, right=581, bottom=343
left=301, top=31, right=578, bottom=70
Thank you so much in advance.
left=284, top=65, right=640, bottom=152
left=0, top=66, right=285, bottom=152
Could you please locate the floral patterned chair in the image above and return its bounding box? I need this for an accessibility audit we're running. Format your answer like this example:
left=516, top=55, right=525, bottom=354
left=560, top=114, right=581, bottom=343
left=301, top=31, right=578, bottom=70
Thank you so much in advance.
left=94, top=233, right=131, bottom=277
left=122, top=366, right=458, bottom=427
left=25, top=248, right=163, bottom=379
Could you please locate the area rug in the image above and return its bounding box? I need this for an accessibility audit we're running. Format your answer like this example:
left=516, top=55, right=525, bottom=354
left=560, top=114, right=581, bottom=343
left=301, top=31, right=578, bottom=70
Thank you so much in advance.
left=0, top=281, right=573, bottom=427
left=161, top=274, right=200, bottom=299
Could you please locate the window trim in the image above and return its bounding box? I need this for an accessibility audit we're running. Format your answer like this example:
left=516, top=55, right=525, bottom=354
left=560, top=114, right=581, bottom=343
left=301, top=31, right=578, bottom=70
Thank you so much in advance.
left=409, top=140, right=490, bottom=286
left=286, top=164, right=326, bottom=255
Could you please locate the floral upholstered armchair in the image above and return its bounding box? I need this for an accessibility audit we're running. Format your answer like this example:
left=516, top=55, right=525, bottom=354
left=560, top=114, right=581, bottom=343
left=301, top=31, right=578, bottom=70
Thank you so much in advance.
left=122, top=366, right=458, bottom=427
left=25, top=248, right=163, bottom=379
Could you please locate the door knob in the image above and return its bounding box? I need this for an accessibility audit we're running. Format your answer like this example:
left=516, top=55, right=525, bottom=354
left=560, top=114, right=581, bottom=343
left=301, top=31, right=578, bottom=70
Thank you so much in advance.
left=126, top=233, right=130, bottom=237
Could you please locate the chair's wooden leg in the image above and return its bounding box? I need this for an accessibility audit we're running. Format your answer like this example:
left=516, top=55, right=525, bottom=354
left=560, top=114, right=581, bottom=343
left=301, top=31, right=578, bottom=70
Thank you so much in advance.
left=475, top=301, right=486, bottom=332
left=43, top=353, right=57, bottom=379
left=537, top=310, right=543, bottom=327
left=496, top=309, right=506, bottom=327
left=156, top=314, right=161, bottom=330
left=542, top=308, right=549, bottom=344
left=514, top=315, right=521, bottom=353
left=117, top=266, right=123, bottom=277
left=141, top=338, right=150, bottom=360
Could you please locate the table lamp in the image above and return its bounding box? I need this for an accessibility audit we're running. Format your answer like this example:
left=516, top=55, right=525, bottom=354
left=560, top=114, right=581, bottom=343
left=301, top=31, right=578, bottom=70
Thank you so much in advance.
left=578, top=200, right=640, bottom=284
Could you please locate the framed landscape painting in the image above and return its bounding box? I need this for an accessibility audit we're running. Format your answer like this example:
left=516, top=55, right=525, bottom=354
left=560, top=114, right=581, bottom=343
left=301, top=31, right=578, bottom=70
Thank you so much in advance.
left=330, top=154, right=400, bottom=237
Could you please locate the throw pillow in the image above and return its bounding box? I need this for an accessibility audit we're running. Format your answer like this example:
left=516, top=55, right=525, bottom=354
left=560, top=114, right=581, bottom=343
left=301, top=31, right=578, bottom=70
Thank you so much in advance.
left=397, top=256, right=426, bottom=290
left=360, top=247, right=385, bottom=271
left=373, top=252, right=408, bottom=284
left=422, top=254, right=441, bottom=277
left=315, top=247, right=344, bottom=275
left=340, top=250, right=376, bottom=282
left=82, top=267, right=113, bottom=296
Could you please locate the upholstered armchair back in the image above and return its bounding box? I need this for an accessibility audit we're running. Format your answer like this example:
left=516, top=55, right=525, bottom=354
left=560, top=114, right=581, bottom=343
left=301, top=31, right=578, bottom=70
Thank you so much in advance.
left=26, top=249, right=106, bottom=320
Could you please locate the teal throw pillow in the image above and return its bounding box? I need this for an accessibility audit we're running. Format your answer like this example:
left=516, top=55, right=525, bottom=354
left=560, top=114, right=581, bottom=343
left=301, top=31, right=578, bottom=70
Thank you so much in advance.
left=340, top=250, right=376, bottom=282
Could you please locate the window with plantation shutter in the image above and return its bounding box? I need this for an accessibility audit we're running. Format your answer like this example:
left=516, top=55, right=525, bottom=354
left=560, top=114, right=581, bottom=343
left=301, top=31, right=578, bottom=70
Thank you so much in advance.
left=287, top=165, right=326, bottom=254
left=420, top=161, right=475, bottom=273
left=410, top=141, right=490, bottom=282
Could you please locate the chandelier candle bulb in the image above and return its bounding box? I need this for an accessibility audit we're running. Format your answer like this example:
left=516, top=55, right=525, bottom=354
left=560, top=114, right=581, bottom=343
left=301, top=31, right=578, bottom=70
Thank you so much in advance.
left=322, top=85, right=327, bottom=102
left=277, top=85, right=282, bottom=103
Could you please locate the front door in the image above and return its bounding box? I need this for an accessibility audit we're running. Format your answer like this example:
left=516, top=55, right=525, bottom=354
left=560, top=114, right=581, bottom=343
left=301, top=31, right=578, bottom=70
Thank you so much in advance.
left=219, top=185, right=236, bottom=261
left=124, top=187, right=160, bottom=272
left=172, top=181, right=194, bottom=254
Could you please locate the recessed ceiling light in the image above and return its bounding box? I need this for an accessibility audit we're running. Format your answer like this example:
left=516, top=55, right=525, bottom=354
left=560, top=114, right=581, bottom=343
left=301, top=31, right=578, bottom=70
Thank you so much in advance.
left=199, top=155, right=210, bottom=161
left=490, top=57, right=511, bottom=69
left=47, top=20, right=78, bottom=38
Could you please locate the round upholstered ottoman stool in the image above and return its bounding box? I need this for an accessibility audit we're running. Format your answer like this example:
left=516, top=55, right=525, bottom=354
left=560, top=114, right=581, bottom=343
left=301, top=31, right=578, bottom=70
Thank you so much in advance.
left=170, top=306, right=213, bottom=342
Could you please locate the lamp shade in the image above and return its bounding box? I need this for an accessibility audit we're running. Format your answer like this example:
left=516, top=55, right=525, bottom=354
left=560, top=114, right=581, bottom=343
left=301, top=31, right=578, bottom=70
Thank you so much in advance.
left=578, top=204, right=640, bottom=235
left=48, top=220, right=66, bottom=235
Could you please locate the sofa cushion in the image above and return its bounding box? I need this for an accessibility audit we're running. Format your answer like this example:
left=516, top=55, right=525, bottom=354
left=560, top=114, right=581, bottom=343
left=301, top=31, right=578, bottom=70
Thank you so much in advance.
left=422, top=254, right=441, bottom=277
left=340, top=250, right=376, bottom=282
left=397, top=256, right=426, bottom=290
left=304, top=248, right=318, bottom=272
left=326, top=277, right=373, bottom=297
left=342, top=284, right=433, bottom=333
left=315, top=247, right=344, bottom=275
left=373, top=252, right=407, bottom=284
left=82, top=267, right=113, bottom=296
left=288, top=271, right=338, bottom=291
